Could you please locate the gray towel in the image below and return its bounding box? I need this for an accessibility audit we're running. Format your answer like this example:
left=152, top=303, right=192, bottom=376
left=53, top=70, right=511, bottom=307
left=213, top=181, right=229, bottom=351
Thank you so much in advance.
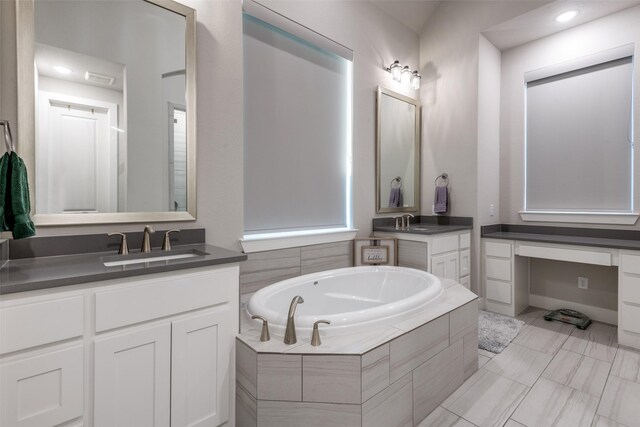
left=434, top=185, right=448, bottom=214
left=388, top=187, right=403, bottom=208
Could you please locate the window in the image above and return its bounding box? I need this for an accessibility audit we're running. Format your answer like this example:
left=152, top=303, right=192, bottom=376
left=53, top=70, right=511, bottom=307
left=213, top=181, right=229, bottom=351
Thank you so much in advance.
left=524, top=47, right=634, bottom=222
left=242, top=8, right=353, bottom=239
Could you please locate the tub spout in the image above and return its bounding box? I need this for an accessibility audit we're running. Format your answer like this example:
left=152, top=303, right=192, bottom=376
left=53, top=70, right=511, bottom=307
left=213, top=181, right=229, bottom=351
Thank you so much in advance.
left=284, top=295, right=304, bottom=344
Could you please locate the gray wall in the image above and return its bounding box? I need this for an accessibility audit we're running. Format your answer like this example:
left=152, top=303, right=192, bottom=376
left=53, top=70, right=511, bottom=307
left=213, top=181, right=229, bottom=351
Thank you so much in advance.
left=0, top=0, right=419, bottom=251
left=499, top=5, right=640, bottom=230
left=529, top=259, right=618, bottom=311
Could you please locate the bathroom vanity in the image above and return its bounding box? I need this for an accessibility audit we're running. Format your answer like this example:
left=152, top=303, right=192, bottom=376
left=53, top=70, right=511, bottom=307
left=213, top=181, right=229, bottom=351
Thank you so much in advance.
left=373, top=217, right=473, bottom=289
left=0, top=234, right=246, bottom=427
left=481, top=225, right=640, bottom=350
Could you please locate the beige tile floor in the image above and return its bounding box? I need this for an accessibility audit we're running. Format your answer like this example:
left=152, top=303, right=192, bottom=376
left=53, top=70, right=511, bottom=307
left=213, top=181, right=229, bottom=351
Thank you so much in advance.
left=420, top=307, right=640, bottom=427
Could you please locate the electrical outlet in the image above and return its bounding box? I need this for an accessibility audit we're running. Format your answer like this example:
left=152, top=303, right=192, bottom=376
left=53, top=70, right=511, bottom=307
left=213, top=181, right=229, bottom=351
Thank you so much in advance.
left=578, top=277, right=588, bottom=290
left=489, top=204, right=495, bottom=217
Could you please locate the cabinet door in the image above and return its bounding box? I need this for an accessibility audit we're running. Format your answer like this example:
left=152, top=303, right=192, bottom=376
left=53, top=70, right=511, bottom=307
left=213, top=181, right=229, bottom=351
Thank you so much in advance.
left=171, top=309, right=231, bottom=427
left=431, top=252, right=459, bottom=280
left=459, top=249, right=471, bottom=279
left=94, top=323, right=171, bottom=427
left=1, top=345, right=83, bottom=427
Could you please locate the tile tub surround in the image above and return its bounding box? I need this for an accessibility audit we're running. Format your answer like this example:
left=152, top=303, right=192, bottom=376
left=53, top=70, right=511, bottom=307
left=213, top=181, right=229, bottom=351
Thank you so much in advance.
left=236, top=279, right=478, bottom=427
left=239, top=241, right=353, bottom=294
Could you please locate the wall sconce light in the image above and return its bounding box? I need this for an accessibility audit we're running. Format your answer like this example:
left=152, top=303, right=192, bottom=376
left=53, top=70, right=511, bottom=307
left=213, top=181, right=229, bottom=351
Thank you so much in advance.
left=386, top=60, right=420, bottom=90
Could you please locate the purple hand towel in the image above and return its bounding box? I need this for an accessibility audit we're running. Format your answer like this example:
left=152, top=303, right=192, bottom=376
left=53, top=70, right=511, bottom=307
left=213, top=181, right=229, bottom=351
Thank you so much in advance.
left=434, top=185, right=448, bottom=214
left=388, top=187, right=403, bottom=208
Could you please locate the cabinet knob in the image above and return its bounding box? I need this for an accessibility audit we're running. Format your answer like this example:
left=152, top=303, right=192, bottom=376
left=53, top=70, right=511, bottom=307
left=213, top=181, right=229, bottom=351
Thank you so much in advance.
left=251, top=315, right=270, bottom=342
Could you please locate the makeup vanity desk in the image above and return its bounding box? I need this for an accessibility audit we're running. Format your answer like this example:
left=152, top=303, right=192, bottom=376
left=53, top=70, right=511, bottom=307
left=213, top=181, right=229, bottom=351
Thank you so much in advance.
left=481, top=225, right=640, bottom=350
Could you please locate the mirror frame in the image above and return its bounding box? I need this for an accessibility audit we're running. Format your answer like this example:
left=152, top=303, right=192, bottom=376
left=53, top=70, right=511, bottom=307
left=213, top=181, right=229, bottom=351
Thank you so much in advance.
left=16, top=0, right=197, bottom=225
left=375, top=86, right=421, bottom=214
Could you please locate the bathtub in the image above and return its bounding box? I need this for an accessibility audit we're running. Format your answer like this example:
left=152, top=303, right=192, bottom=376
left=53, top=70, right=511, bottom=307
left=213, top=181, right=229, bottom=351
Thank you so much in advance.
left=246, top=266, right=444, bottom=336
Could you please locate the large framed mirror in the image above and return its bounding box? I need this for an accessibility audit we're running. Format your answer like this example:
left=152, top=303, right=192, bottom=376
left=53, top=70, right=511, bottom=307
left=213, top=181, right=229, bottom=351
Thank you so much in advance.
left=16, top=0, right=196, bottom=225
left=376, top=86, right=421, bottom=213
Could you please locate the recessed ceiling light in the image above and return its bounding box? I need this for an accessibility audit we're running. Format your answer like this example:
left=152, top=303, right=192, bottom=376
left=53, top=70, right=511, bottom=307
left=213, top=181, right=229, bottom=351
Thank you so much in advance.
left=555, top=10, right=579, bottom=23
left=53, top=65, right=72, bottom=74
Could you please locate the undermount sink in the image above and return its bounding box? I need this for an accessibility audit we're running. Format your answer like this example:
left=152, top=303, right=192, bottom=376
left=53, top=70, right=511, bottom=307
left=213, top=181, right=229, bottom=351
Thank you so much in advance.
left=101, top=249, right=209, bottom=267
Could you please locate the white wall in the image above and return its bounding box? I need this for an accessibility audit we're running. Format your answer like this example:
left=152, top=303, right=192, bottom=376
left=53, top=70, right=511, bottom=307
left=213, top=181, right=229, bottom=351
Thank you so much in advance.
left=419, top=1, right=546, bottom=293
left=258, top=1, right=420, bottom=237
left=499, top=5, right=640, bottom=230
left=1, top=0, right=418, bottom=250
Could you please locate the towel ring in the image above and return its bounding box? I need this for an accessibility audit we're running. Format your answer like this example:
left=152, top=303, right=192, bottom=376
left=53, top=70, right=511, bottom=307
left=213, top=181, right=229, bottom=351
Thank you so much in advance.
left=1, top=120, right=14, bottom=153
left=435, top=173, right=449, bottom=186
left=390, top=176, right=402, bottom=189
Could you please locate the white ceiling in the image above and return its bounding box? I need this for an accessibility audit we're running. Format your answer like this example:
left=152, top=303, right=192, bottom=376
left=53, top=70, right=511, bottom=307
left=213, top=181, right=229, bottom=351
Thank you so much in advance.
left=370, top=0, right=442, bottom=34
left=482, top=1, right=640, bottom=50
left=371, top=0, right=639, bottom=49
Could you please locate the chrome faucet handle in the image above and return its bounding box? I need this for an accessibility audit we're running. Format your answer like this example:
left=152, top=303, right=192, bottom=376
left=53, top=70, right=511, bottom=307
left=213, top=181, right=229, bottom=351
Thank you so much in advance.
left=108, top=232, right=129, bottom=255
left=393, top=216, right=402, bottom=230
left=311, top=320, right=331, bottom=347
left=161, top=229, right=180, bottom=251
left=251, top=315, right=271, bottom=342
left=141, top=225, right=155, bottom=253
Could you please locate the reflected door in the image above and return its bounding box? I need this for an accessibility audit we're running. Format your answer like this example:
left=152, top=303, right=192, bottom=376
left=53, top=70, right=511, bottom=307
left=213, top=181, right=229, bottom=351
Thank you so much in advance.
left=37, top=93, right=118, bottom=214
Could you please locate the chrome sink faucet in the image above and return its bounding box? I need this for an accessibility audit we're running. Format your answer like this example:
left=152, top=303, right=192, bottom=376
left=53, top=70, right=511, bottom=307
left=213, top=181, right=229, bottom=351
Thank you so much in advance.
left=141, top=225, right=155, bottom=253
left=284, top=295, right=304, bottom=344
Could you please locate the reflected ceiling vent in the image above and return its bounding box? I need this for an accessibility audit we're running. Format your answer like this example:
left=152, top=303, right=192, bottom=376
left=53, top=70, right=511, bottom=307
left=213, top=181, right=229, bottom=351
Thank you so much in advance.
left=84, top=71, right=115, bottom=86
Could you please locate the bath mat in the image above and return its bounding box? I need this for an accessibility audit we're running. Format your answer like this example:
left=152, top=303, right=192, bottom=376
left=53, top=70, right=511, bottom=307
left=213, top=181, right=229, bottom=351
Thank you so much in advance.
left=478, top=310, right=525, bottom=354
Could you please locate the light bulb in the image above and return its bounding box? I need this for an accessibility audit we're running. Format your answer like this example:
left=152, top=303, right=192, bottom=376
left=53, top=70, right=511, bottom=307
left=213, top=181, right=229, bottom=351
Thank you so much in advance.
left=401, top=66, right=411, bottom=85
left=411, top=71, right=421, bottom=90
left=389, top=61, right=402, bottom=82
left=555, top=10, right=578, bottom=22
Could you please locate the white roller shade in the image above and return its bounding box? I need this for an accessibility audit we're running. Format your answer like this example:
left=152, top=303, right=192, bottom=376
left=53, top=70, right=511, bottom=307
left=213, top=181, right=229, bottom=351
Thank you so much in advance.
left=526, top=56, right=633, bottom=212
left=243, top=14, right=352, bottom=234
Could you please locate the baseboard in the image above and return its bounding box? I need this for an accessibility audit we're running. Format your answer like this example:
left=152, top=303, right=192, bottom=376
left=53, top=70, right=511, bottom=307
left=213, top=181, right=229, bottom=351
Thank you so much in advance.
left=478, top=297, right=486, bottom=311
left=528, top=294, right=618, bottom=325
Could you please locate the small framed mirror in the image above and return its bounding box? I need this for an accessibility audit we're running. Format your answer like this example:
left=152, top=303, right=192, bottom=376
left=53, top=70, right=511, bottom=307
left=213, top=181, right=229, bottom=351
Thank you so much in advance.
left=16, top=0, right=196, bottom=225
left=376, top=86, right=421, bottom=213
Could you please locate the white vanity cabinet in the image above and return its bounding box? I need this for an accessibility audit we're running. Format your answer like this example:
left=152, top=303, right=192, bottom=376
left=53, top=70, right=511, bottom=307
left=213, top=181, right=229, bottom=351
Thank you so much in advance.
left=0, top=264, right=239, bottom=427
left=619, top=251, right=640, bottom=349
left=377, top=230, right=471, bottom=288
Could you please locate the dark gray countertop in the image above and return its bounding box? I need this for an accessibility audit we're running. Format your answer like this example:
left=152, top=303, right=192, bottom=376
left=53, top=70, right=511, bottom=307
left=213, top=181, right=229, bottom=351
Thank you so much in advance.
left=482, top=231, right=640, bottom=251
left=0, top=244, right=247, bottom=295
left=374, top=224, right=472, bottom=235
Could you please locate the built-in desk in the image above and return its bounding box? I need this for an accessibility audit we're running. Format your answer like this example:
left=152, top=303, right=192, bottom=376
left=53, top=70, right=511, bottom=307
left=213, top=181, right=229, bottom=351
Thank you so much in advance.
left=481, top=225, right=640, bottom=350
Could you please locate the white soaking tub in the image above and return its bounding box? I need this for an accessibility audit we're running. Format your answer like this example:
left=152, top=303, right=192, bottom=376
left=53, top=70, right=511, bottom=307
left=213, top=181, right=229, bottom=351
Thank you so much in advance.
left=246, top=266, right=444, bottom=336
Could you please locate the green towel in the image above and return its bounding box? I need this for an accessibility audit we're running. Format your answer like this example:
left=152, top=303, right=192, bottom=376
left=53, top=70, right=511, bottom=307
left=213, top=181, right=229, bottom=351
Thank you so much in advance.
left=0, top=152, right=36, bottom=239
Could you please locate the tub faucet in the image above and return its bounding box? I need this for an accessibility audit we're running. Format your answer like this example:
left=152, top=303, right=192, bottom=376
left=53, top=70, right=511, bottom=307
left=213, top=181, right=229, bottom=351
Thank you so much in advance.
left=141, top=225, right=155, bottom=253
left=284, top=295, right=304, bottom=344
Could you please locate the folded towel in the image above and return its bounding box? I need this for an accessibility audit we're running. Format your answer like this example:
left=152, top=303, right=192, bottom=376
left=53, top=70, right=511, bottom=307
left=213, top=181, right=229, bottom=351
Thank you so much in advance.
left=434, top=185, right=448, bottom=214
left=1, top=152, right=36, bottom=239
left=388, top=187, right=403, bottom=208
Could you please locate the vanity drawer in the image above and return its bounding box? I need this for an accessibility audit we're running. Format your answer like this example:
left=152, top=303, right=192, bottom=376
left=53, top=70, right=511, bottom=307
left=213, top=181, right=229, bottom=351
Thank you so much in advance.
left=431, top=235, right=459, bottom=255
left=622, top=254, right=640, bottom=275
left=620, top=303, right=640, bottom=334
left=1, top=296, right=84, bottom=355
left=621, top=274, right=640, bottom=305
left=485, top=241, right=511, bottom=258
left=485, top=258, right=511, bottom=282
left=459, top=233, right=470, bottom=250
left=95, top=266, right=236, bottom=332
left=486, top=279, right=511, bottom=304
